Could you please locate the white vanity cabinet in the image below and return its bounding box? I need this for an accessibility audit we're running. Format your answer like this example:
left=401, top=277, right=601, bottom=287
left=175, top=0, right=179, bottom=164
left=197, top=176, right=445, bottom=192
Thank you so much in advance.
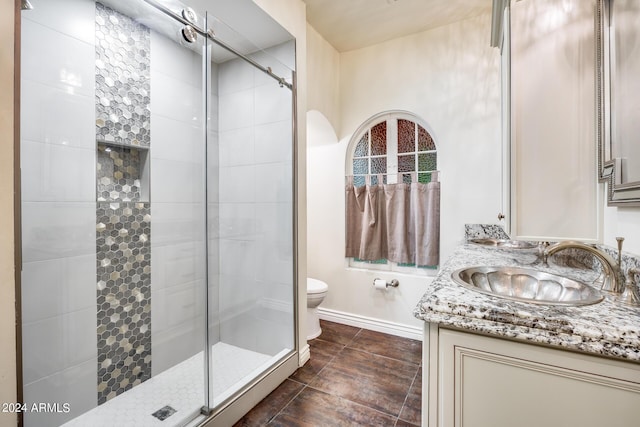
left=422, top=324, right=640, bottom=427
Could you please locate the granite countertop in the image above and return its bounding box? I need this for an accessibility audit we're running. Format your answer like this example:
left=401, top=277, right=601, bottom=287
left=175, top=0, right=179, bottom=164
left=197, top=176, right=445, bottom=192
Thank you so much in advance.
left=413, top=243, right=640, bottom=362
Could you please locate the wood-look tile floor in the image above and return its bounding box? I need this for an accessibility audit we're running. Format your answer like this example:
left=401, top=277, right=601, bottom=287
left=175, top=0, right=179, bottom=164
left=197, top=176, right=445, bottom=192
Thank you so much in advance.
left=234, top=320, right=422, bottom=426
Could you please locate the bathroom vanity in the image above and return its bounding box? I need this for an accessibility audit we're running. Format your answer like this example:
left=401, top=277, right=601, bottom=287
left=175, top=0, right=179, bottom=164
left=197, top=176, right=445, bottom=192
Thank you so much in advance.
left=414, top=243, right=640, bottom=427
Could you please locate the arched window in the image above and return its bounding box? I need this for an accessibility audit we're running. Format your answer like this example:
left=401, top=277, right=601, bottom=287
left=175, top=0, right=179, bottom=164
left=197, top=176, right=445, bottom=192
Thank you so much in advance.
left=348, top=112, right=437, bottom=186
left=345, top=111, right=439, bottom=275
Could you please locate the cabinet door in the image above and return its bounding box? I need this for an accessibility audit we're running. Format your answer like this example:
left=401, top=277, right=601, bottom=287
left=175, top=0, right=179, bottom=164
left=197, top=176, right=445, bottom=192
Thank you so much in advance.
left=439, top=329, right=640, bottom=427
left=510, top=0, right=600, bottom=241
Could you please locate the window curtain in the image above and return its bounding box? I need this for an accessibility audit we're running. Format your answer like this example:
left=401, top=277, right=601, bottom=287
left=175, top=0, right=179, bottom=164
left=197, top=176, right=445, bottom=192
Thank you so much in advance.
left=345, top=173, right=440, bottom=266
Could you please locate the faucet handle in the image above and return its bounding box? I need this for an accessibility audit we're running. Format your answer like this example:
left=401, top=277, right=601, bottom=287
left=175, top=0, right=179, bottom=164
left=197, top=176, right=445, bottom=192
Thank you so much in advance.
left=618, top=268, right=640, bottom=307
left=616, top=237, right=625, bottom=267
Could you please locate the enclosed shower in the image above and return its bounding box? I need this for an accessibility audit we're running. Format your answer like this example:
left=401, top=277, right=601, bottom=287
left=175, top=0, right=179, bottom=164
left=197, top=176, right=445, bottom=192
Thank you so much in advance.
left=19, top=0, right=297, bottom=425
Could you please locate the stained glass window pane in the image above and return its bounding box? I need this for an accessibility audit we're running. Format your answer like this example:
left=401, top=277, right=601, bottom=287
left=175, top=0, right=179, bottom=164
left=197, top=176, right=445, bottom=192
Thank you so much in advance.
left=371, top=121, right=387, bottom=155
left=353, top=158, right=369, bottom=175
left=418, top=153, right=437, bottom=171
left=402, top=173, right=412, bottom=184
left=418, top=172, right=432, bottom=183
left=353, top=175, right=366, bottom=187
left=371, top=157, right=387, bottom=174
left=397, top=119, right=415, bottom=153
left=354, top=133, right=368, bottom=157
left=369, top=175, right=387, bottom=185
left=354, top=257, right=388, bottom=264
left=397, top=262, right=416, bottom=267
left=418, top=125, right=436, bottom=151
left=398, top=154, right=415, bottom=172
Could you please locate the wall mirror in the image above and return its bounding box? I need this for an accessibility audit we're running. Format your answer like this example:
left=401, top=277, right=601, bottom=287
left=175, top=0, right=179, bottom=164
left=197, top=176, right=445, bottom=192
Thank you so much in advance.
left=598, top=0, right=640, bottom=205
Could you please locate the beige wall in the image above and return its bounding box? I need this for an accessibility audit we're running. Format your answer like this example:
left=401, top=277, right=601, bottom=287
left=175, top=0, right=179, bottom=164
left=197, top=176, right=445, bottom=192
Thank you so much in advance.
left=306, top=24, right=340, bottom=133
left=0, top=0, right=17, bottom=426
left=252, top=0, right=309, bottom=361
left=307, top=12, right=502, bottom=331
left=603, top=204, right=640, bottom=255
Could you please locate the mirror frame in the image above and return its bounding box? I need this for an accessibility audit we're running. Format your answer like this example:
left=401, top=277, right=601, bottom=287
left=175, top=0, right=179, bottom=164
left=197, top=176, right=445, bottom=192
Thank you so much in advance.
left=597, top=0, right=640, bottom=206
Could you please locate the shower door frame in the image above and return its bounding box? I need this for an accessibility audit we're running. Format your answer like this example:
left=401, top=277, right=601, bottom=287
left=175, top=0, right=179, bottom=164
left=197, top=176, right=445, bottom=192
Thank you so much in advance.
left=13, top=0, right=25, bottom=425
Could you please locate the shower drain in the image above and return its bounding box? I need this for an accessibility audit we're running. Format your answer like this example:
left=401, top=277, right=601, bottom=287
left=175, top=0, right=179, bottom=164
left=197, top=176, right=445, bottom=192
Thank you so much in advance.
left=152, top=405, right=177, bottom=421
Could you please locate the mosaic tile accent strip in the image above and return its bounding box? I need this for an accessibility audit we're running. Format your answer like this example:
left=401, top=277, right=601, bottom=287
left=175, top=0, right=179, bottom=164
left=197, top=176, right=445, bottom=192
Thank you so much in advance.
left=96, top=201, right=151, bottom=404
left=97, top=144, right=142, bottom=202
left=95, top=2, right=152, bottom=405
left=96, top=2, right=151, bottom=147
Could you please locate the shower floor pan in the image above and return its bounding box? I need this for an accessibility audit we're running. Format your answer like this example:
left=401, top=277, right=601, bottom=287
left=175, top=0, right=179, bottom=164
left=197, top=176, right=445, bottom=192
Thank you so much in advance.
left=61, top=343, right=288, bottom=427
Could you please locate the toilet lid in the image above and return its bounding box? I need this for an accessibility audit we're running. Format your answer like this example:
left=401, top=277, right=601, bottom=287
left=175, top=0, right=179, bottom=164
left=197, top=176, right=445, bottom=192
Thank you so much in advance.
left=307, top=278, right=328, bottom=294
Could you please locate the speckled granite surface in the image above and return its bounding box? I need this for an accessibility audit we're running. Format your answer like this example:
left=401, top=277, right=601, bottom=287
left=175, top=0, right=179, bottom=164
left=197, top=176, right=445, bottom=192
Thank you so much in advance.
left=414, top=243, right=640, bottom=362
left=464, top=224, right=510, bottom=241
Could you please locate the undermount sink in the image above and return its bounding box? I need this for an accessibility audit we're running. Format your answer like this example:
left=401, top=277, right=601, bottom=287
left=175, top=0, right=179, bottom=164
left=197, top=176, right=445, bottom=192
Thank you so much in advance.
left=451, top=266, right=604, bottom=306
left=469, top=238, right=537, bottom=250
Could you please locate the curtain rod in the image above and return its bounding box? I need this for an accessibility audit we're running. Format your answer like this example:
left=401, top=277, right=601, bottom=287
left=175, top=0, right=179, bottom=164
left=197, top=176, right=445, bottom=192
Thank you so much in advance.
left=142, top=0, right=293, bottom=90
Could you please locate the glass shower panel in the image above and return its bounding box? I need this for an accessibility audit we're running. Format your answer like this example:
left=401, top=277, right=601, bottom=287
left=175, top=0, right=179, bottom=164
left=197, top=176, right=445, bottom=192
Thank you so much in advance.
left=20, top=0, right=209, bottom=425
left=207, top=10, right=295, bottom=407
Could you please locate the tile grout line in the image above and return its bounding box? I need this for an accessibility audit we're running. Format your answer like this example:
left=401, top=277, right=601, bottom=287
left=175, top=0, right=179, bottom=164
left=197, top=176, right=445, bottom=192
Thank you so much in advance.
left=324, top=324, right=422, bottom=423
left=341, top=345, right=421, bottom=368
left=344, top=327, right=364, bottom=349
left=266, top=380, right=308, bottom=425
left=305, top=332, right=409, bottom=423
left=271, top=324, right=422, bottom=424
left=303, top=381, right=405, bottom=424
left=267, top=329, right=358, bottom=425
left=396, top=363, right=421, bottom=426
left=342, top=326, right=421, bottom=366
left=303, top=339, right=349, bottom=385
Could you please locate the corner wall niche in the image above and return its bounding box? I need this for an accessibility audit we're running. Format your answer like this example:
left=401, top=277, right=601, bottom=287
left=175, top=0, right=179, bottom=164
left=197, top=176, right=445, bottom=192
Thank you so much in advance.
left=97, top=142, right=150, bottom=203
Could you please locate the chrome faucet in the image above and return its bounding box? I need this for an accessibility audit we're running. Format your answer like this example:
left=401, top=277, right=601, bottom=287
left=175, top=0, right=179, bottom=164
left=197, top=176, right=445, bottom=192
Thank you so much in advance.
left=543, top=240, right=625, bottom=295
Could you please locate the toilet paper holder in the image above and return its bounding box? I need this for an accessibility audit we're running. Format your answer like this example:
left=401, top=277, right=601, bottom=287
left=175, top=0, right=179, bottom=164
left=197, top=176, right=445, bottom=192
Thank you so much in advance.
left=373, top=278, right=400, bottom=288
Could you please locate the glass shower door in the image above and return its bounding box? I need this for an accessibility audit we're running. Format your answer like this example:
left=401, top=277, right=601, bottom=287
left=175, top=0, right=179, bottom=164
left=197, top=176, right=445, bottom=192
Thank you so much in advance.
left=20, top=0, right=210, bottom=425
left=206, top=10, right=296, bottom=408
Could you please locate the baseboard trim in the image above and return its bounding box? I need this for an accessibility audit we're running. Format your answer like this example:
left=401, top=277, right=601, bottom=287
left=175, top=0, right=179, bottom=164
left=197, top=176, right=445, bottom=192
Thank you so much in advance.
left=299, top=344, right=310, bottom=366
left=318, top=308, right=423, bottom=341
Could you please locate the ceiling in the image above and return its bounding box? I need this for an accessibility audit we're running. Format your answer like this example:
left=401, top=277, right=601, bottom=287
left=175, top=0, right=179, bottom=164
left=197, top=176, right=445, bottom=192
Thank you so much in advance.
left=302, top=0, right=493, bottom=52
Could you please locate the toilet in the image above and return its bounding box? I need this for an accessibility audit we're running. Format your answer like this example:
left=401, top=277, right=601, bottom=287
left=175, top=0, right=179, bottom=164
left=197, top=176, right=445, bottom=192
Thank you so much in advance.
left=307, top=278, right=329, bottom=340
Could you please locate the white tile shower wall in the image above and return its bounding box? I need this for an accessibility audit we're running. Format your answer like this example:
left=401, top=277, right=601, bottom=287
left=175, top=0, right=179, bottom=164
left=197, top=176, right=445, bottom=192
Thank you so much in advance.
left=21, top=140, right=95, bottom=202
left=21, top=202, right=96, bottom=263
left=150, top=31, right=217, bottom=376
left=22, top=308, right=96, bottom=384
left=219, top=127, right=254, bottom=167
left=21, top=255, right=95, bottom=324
left=22, top=0, right=95, bottom=45
left=20, top=3, right=97, bottom=422
left=216, top=42, right=294, bottom=356
left=21, top=18, right=94, bottom=97
left=23, top=360, right=96, bottom=427
left=21, top=79, right=95, bottom=149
